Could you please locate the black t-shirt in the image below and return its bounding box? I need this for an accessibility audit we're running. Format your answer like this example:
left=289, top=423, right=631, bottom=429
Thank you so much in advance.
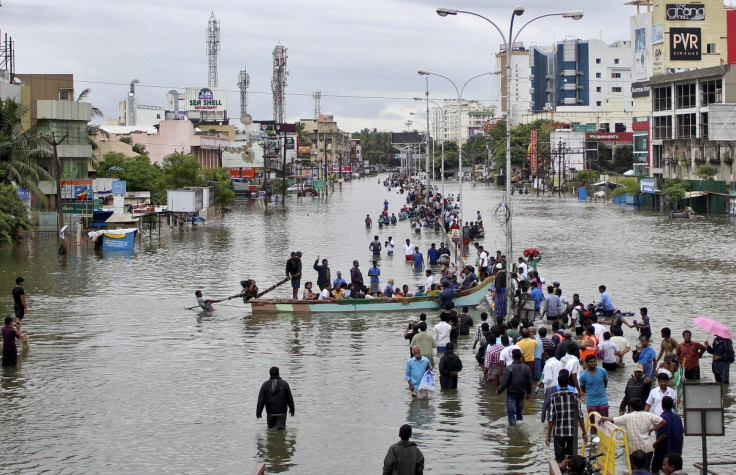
left=12, top=286, right=24, bottom=306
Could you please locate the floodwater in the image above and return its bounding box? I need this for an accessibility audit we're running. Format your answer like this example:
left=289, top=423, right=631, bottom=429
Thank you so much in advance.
left=2, top=177, right=736, bottom=474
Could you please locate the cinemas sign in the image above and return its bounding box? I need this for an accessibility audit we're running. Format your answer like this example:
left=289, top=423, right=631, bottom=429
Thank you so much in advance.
left=670, top=28, right=701, bottom=60
left=666, top=3, right=705, bottom=21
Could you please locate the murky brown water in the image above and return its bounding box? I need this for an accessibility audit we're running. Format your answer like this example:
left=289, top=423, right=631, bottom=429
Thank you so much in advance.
left=2, top=177, right=735, bottom=473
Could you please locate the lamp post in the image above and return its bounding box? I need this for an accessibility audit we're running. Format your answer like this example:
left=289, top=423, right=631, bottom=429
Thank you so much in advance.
left=436, top=5, right=583, bottom=317
left=415, top=97, right=444, bottom=198
left=417, top=70, right=500, bottom=227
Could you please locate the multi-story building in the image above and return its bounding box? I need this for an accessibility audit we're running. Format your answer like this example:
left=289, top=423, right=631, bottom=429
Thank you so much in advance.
left=528, top=39, right=633, bottom=132
left=430, top=100, right=496, bottom=143
left=301, top=115, right=352, bottom=171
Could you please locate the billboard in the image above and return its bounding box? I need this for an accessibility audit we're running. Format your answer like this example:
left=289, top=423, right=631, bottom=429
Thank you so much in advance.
left=653, top=47, right=664, bottom=74
left=666, top=3, right=705, bottom=20
left=585, top=132, right=634, bottom=143
left=185, top=87, right=227, bottom=112
left=635, top=28, right=647, bottom=80
left=670, top=28, right=701, bottom=60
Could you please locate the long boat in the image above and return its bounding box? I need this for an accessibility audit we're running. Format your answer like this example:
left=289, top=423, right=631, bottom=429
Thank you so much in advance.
left=247, top=276, right=494, bottom=314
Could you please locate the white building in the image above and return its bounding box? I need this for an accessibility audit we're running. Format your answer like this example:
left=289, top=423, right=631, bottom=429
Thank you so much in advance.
left=430, top=100, right=497, bottom=143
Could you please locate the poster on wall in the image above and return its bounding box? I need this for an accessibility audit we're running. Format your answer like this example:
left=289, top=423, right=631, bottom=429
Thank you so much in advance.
left=670, top=27, right=701, bottom=60
left=653, top=47, right=664, bottom=74
left=652, top=24, right=664, bottom=45
left=635, top=28, right=647, bottom=80
left=666, top=3, right=705, bottom=21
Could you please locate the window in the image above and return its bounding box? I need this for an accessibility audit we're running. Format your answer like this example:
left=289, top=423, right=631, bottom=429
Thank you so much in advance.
left=707, top=43, right=717, bottom=54
left=701, top=112, right=709, bottom=139
left=59, top=89, right=73, bottom=101
left=653, top=116, right=672, bottom=139
left=611, top=72, right=622, bottom=79
left=612, top=87, right=622, bottom=93
left=600, top=123, right=610, bottom=132
left=675, top=83, right=696, bottom=109
left=653, top=144, right=663, bottom=169
left=596, top=87, right=601, bottom=92
left=596, top=101, right=602, bottom=106
left=653, top=86, right=672, bottom=111
left=614, top=58, right=620, bottom=64
left=676, top=113, right=696, bottom=138
left=615, top=123, right=626, bottom=132
left=596, top=58, right=601, bottom=64
left=701, top=79, right=722, bottom=106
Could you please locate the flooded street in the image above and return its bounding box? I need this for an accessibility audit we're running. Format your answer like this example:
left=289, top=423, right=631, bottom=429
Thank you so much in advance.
left=2, top=176, right=736, bottom=473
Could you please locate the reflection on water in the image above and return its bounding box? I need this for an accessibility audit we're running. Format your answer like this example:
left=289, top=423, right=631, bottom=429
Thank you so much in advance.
left=256, top=428, right=297, bottom=473
left=1, top=177, right=736, bottom=472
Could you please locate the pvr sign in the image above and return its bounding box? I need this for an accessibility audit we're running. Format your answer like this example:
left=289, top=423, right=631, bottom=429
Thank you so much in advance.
left=670, top=28, right=701, bottom=60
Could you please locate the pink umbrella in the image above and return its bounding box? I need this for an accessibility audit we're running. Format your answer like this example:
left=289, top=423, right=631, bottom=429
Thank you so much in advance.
left=693, top=316, right=732, bottom=340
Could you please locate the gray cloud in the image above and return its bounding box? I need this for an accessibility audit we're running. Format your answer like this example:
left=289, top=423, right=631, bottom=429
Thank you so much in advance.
left=2, top=0, right=631, bottom=132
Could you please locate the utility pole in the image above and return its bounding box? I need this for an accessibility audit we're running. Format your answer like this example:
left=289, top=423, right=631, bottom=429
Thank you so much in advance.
left=44, top=133, right=68, bottom=232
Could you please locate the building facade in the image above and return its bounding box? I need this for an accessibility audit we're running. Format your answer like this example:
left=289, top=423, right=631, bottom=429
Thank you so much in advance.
left=430, top=100, right=496, bottom=143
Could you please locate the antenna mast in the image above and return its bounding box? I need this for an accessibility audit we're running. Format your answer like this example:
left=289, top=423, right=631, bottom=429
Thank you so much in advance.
left=271, top=43, right=288, bottom=123
left=206, top=12, right=220, bottom=88
left=237, top=65, right=251, bottom=125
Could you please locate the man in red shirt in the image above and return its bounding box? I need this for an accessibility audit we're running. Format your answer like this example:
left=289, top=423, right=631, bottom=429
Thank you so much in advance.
left=676, top=330, right=707, bottom=380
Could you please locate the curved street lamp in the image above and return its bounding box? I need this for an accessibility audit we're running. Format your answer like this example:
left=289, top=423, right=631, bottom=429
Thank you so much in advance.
left=436, top=5, right=583, bottom=317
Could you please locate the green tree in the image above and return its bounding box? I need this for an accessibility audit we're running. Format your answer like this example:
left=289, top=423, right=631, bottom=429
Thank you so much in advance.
left=695, top=164, right=717, bottom=180
left=488, top=119, right=553, bottom=175
left=610, top=177, right=640, bottom=198
left=202, top=167, right=235, bottom=206
left=0, top=182, right=32, bottom=245
left=160, top=153, right=204, bottom=190
left=662, top=177, right=691, bottom=209
left=352, top=128, right=396, bottom=165
left=0, top=99, right=52, bottom=201
left=96, top=152, right=165, bottom=203
left=613, top=146, right=633, bottom=174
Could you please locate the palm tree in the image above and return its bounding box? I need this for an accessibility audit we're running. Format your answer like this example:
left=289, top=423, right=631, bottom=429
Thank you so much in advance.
left=0, top=98, right=52, bottom=202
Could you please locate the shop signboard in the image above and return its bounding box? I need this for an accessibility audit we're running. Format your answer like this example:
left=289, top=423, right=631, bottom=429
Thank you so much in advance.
left=666, top=3, right=705, bottom=21
left=670, top=28, right=701, bottom=60
left=185, top=87, right=227, bottom=112
left=640, top=178, right=656, bottom=194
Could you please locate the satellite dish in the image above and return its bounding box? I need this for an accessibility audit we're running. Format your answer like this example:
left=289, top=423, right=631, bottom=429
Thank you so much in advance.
left=241, top=114, right=253, bottom=125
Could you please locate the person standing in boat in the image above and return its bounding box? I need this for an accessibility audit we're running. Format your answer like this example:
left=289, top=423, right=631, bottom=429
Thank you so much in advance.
left=368, top=260, right=381, bottom=294
left=350, top=260, right=365, bottom=292
left=313, top=256, right=331, bottom=291
left=285, top=252, right=302, bottom=300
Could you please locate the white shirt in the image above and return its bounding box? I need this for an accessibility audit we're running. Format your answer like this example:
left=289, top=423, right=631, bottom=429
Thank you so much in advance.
left=404, top=244, right=414, bottom=256
left=387, top=239, right=395, bottom=252
left=646, top=386, right=677, bottom=416
left=425, top=275, right=434, bottom=291
left=542, top=357, right=564, bottom=390
left=612, top=412, right=663, bottom=453
left=479, top=252, right=489, bottom=268
left=592, top=323, right=607, bottom=343
left=610, top=336, right=629, bottom=364
left=518, top=262, right=528, bottom=276
left=499, top=344, right=522, bottom=367
left=318, top=288, right=331, bottom=300
left=561, top=354, right=581, bottom=377
left=433, top=321, right=452, bottom=347
left=599, top=340, right=620, bottom=364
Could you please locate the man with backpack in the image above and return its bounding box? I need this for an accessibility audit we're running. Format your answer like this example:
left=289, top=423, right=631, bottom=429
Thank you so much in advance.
left=256, top=367, right=295, bottom=430
left=706, top=335, right=734, bottom=384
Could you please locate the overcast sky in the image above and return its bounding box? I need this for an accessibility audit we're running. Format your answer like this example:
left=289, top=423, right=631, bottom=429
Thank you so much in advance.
left=3, top=0, right=634, bottom=133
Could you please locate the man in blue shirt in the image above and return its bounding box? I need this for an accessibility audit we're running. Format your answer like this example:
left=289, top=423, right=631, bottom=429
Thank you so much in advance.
left=579, top=354, right=609, bottom=417
left=439, top=282, right=454, bottom=309
left=367, top=260, right=381, bottom=293
left=412, top=247, right=424, bottom=269
left=383, top=279, right=395, bottom=298
left=531, top=285, right=544, bottom=319
left=406, top=346, right=432, bottom=398
left=332, top=271, right=346, bottom=288
left=637, top=335, right=657, bottom=380
left=596, top=284, right=614, bottom=318
left=427, top=243, right=439, bottom=265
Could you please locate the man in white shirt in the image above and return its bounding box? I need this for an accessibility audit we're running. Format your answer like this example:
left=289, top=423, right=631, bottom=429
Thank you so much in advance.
left=592, top=320, right=607, bottom=343
left=610, top=327, right=630, bottom=367
left=424, top=270, right=434, bottom=292
left=539, top=348, right=565, bottom=421
left=433, top=315, right=452, bottom=352
left=498, top=334, right=522, bottom=381
left=318, top=284, right=333, bottom=301
left=478, top=246, right=490, bottom=279
left=560, top=343, right=582, bottom=393
left=645, top=373, right=678, bottom=416
left=404, top=239, right=414, bottom=262
left=386, top=236, right=395, bottom=256
left=517, top=258, right=528, bottom=278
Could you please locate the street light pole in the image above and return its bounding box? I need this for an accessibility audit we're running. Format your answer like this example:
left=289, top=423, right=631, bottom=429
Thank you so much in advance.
left=436, top=5, right=583, bottom=317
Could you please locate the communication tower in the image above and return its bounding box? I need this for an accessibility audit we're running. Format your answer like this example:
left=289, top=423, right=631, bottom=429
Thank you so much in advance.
left=206, top=12, right=220, bottom=88
left=313, top=91, right=321, bottom=121
left=271, top=43, right=288, bottom=124
left=237, top=65, right=251, bottom=125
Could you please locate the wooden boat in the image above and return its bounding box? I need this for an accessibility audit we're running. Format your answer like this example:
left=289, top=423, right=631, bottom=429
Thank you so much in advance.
left=247, top=276, right=494, bottom=314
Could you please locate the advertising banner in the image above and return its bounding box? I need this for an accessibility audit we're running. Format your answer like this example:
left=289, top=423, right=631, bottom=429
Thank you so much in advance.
left=652, top=24, right=664, bottom=44
left=640, top=178, right=655, bottom=193
left=298, top=144, right=311, bottom=155
left=635, top=28, right=647, bottom=80
left=111, top=180, right=127, bottom=195
left=653, top=47, right=664, bottom=74
left=670, top=28, right=701, bottom=60
left=666, top=3, right=705, bottom=20
left=530, top=129, right=538, bottom=175
left=586, top=132, right=634, bottom=143
left=185, top=87, right=227, bottom=112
